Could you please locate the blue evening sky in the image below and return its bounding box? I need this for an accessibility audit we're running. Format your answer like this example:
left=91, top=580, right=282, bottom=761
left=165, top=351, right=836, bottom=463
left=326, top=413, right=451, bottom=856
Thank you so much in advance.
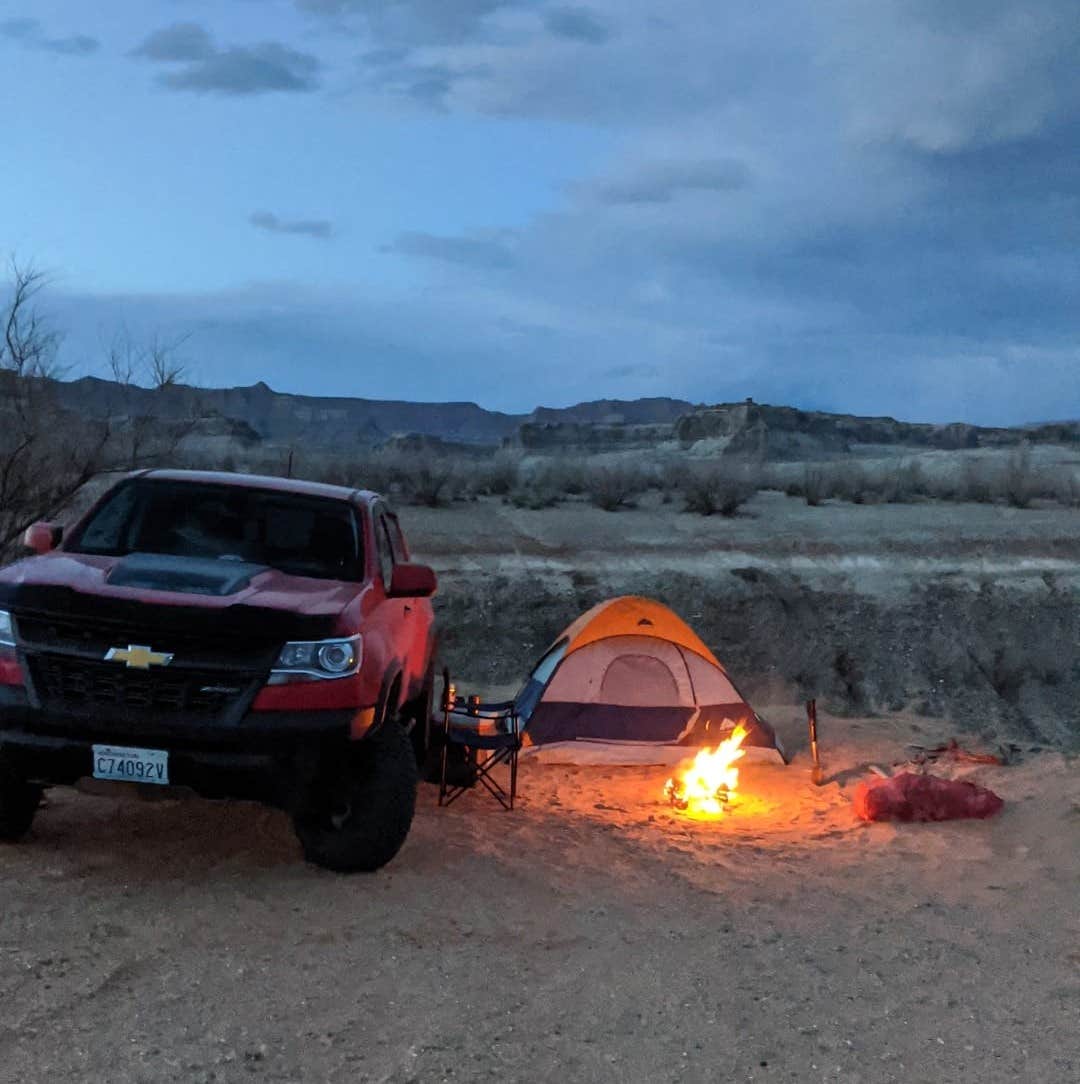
left=2, top=0, right=1078, bottom=422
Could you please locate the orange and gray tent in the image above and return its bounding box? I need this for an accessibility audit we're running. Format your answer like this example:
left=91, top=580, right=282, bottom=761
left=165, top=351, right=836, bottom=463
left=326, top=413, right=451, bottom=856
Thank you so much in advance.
left=516, top=596, right=785, bottom=764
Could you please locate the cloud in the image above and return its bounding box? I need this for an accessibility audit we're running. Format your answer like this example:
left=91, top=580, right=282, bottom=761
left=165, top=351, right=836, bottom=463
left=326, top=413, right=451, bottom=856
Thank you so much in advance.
left=0, top=16, right=98, bottom=55
left=130, top=22, right=214, bottom=62
left=364, top=56, right=492, bottom=108
left=382, top=230, right=517, bottom=269
left=603, top=363, right=661, bottom=379
left=825, top=0, right=1080, bottom=156
left=544, top=6, right=611, bottom=45
left=250, top=212, right=335, bottom=239
left=296, top=0, right=516, bottom=45
left=346, top=1, right=792, bottom=123
left=335, top=0, right=1080, bottom=156
left=131, top=23, right=321, bottom=95
left=589, top=158, right=752, bottom=204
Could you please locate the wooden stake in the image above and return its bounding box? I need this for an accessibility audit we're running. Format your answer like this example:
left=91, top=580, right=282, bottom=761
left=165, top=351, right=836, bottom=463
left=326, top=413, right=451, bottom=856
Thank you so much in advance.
left=807, top=699, right=824, bottom=785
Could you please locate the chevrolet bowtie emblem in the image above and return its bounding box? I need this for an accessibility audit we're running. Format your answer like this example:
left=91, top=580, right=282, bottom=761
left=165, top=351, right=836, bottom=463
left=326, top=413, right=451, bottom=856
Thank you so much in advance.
left=104, top=644, right=174, bottom=670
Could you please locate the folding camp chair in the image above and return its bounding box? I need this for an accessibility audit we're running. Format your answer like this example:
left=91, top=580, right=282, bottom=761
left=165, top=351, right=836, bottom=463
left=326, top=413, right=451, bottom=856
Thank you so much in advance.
left=437, top=669, right=523, bottom=810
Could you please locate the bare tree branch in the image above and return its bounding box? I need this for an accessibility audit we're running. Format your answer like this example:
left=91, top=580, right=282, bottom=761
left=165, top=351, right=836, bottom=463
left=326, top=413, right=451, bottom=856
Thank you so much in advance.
left=1, top=259, right=198, bottom=560
left=147, top=331, right=191, bottom=389
left=104, top=324, right=138, bottom=386
left=1, top=258, right=62, bottom=378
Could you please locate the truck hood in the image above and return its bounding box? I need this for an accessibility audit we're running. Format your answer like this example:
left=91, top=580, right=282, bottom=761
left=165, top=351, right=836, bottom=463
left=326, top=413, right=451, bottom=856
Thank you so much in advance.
left=0, top=552, right=364, bottom=640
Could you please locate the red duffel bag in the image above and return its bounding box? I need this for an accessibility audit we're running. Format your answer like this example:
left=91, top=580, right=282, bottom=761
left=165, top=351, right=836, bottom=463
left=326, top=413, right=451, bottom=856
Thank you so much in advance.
left=853, top=771, right=1004, bottom=822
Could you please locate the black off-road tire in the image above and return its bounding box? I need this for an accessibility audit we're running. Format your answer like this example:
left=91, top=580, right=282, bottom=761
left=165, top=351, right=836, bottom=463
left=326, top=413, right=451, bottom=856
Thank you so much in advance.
left=0, top=752, right=43, bottom=842
left=292, top=721, right=418, bottom=873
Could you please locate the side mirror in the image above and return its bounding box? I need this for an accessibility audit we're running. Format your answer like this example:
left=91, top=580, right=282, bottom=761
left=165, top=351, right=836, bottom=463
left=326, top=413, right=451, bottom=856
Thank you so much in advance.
left=23, top=522, right=62, bottom=556
left=387, top=562, right=437, bottom=599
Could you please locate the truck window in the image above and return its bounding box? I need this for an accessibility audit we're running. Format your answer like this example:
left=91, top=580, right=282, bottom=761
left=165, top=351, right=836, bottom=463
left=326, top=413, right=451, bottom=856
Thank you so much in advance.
left=374, top=514, right=395, bottom=587
left=69, top=480, right=364, bottom=581
left=383, top=514, right=409, bottom=562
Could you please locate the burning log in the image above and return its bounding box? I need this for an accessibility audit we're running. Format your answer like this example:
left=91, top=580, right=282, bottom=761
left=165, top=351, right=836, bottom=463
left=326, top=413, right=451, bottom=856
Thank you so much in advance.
left=663, top=724, right=748, bottom=816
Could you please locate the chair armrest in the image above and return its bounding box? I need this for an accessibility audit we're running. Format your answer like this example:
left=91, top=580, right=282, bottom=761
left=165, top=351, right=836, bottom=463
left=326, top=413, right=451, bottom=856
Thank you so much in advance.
left=445, top=708, right=522, bottom=739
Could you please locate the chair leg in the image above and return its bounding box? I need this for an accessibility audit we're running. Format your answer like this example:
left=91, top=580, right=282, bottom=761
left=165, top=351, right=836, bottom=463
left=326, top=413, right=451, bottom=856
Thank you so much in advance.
left=438, top=732, right=449, bottom=807
left=438, top=737, right=521, bottom=812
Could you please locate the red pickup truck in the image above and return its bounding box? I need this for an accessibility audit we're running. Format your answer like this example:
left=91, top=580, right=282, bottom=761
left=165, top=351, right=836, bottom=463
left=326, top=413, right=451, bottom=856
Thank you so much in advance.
left=0, top=470, right=438, bottom=872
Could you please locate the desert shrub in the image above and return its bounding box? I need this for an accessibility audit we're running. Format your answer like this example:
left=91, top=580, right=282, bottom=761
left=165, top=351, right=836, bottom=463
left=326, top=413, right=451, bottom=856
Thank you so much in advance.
left=391, top=452, right=458, bottom=507
left=473, top=450, right=522, bottom=496
left=507, top=460, right=566, bottom=509
left=1002, top=444, right=1034, bottom=509
left=952, top=458, right=994, bottom=503
left=681, top=461, right=760, bottom=516
left=924, top=448, right=1069, bottom=507
left=507, top=481, right=563, bottom=509
left=278, top=449, right=462, bottom=505
left=1055, top=470, right=1080, bottom=508
left=583, top=463, right=647, bottom=511
left=656, top=458, right=685, bottom=500
left=799, top=460, right=932, bottom=506
left=830, top=463, right=871, bottom=504
left=756, top=464, right=788, bottom=493
left=802, top=465, right=826, bottom=506
left=541, top=457, right=588, bottom=496
left=299, top=453, right=349, bottom=486
left=877, top=459, right=925, bottom=503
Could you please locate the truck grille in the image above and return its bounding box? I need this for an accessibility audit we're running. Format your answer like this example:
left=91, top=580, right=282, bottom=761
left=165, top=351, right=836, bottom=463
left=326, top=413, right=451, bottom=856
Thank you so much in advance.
left=15, top=615, right=278, bottom=672
left=26, top=654, right=258, bottom=722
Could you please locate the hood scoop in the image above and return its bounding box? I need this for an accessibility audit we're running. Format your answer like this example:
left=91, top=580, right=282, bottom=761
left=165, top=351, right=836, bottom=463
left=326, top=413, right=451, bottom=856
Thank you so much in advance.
left=106, top=554, right=268, bottom=597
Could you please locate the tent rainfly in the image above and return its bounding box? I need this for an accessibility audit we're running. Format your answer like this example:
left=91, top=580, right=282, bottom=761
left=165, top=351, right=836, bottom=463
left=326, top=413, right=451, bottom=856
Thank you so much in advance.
left=516, top=596, right=786, bottom=765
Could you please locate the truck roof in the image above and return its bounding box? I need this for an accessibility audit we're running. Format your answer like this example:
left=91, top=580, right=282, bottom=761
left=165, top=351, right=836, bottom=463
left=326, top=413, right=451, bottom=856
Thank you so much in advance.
left=138, top=469, right=378, bottom=505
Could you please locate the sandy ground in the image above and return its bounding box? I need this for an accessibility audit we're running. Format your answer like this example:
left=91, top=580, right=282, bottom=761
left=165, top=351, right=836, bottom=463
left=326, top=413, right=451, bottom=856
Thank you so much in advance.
left=1, top=708, right=1077, bottom=1083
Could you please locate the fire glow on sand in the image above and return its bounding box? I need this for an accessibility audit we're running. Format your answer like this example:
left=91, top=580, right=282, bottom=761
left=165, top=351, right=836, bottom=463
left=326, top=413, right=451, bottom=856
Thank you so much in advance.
left=663, top=724, right=749, bottom=817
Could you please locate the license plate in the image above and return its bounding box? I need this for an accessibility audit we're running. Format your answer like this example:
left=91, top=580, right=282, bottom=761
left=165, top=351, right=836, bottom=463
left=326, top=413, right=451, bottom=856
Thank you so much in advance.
left=92, top=745, right=169, bottom=786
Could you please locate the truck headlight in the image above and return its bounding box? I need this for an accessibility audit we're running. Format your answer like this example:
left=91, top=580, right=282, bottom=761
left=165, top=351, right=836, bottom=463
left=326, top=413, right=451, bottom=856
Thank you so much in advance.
left=0, top=610, right=14, bottom=648
left=270, top=635, right=361, bottom=682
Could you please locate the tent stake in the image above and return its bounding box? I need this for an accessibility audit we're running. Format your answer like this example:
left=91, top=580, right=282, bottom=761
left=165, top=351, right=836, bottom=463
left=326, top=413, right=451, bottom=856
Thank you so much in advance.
left=807, top=699, right=824, bottom=785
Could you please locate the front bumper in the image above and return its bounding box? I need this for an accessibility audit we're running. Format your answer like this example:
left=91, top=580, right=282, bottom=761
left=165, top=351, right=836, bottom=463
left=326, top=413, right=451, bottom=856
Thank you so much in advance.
left=0, top=686, right=367, bottom=806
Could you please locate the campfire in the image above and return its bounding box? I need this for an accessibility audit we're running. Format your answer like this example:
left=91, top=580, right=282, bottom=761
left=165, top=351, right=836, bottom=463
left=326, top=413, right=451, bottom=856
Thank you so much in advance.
left=664, top=725, right=748, bottom=816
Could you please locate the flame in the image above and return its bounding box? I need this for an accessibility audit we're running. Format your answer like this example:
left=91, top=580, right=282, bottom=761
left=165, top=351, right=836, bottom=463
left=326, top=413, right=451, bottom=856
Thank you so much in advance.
left=664, top=725, right=748, bottom=816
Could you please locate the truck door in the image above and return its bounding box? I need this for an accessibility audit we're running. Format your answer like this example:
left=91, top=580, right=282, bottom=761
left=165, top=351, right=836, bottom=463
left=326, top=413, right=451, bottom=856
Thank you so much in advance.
left=385, top=511, right=430, bottom=694
left=373, top=505, right=422, bottom=703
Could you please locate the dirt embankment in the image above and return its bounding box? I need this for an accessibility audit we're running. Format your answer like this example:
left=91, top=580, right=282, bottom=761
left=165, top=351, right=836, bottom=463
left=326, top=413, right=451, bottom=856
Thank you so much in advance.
left=412, top=495, right=1080, bottom=748
left=435, top=568, right=1079, bottom=747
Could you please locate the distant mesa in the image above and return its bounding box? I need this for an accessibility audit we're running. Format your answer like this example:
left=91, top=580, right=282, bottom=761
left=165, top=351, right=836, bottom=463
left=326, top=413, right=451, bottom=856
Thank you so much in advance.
left=9, top=375, right=1077, bottom=461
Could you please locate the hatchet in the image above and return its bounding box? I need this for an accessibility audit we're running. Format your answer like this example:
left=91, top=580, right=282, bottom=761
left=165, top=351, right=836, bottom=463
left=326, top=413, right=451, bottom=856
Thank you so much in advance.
left=807, top=699, right=824, bottom=785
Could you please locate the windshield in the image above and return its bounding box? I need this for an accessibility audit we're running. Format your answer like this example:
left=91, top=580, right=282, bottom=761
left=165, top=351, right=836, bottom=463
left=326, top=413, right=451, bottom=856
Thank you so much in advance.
left=69, top=480, right=363, bottom=582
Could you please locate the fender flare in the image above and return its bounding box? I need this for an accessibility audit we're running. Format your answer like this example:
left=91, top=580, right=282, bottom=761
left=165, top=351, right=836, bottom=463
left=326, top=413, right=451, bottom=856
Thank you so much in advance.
left=372, top=666, right=405, bottom=736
